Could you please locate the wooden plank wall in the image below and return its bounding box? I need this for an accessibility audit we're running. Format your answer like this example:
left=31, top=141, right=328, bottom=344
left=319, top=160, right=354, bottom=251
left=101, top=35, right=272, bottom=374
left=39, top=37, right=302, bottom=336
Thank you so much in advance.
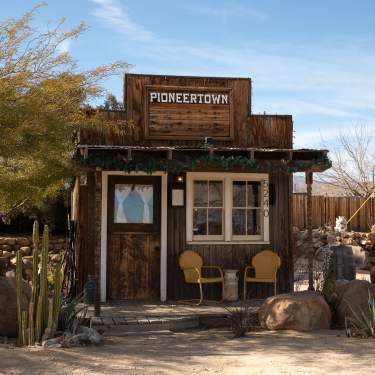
left=74, top=173, right=96, bottom=292
left=79, top=74, right=293, bottom=149
left=79, top=112, right=293, bottom=149
left=167, top=170, right=293, bottom=300
left=293, top=194, right=375, bottom=231
left=146, top=86, right=233, bottom=139
left=125, top=75, right=249, bottom=146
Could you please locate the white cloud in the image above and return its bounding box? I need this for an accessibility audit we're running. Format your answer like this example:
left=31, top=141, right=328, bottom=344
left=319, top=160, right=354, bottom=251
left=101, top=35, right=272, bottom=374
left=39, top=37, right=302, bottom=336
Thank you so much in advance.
left=90, top=0, right=375, bottom=148
left=90, top=0, right=154, bottom=42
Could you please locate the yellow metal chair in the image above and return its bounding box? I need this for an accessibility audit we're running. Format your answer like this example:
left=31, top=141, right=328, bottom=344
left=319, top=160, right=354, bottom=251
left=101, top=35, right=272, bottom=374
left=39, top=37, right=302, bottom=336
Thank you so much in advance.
left=243, top=250, right=281, bottom=299
left=178, top=250, right=224, bottom=305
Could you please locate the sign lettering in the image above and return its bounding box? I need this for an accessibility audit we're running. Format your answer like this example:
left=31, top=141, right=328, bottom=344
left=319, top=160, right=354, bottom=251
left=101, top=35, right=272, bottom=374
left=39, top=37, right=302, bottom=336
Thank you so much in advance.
left=145, top=85, right=233, bottom=140
left=149, top=91, right=229, bottom=105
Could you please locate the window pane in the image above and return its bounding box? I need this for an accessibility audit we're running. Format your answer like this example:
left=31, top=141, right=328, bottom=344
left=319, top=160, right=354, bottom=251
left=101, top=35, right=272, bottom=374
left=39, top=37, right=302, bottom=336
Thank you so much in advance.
left=209, top=181, right=223, bottom=207
left=232, top=208, right=246, bottom=235
left=247, top=209, right=261, bottom=235
left=193, top=208, right=207, bottom=235
left=194, top=181, right=208, bottom=207
left=208, top=209, right=223, bottom=235
left=248, top=182, right=261, bottom=207
left=114, top=184, right=153, bottom=223
left=233, top=181, right=246, bottom=207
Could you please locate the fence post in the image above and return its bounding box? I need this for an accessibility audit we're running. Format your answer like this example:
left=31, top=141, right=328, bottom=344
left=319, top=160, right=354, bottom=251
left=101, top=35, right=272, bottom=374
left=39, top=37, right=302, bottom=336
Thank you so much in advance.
left=306, top=171, right=314, bottom=291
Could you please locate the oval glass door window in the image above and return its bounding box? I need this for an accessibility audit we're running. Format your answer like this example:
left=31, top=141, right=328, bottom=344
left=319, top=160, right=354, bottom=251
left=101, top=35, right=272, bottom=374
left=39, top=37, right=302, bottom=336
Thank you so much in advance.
left=114, top=184, right=154, bottom=223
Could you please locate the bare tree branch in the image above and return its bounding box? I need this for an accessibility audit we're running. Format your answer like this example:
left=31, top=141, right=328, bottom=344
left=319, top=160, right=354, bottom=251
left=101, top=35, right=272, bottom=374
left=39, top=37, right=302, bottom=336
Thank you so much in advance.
left=318, top=125, right=375, bottom=198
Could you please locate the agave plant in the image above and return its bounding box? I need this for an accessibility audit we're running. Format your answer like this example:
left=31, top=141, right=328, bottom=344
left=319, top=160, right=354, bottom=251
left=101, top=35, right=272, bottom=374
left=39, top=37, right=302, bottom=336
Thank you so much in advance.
left=59, top=292, right=87, bottom=334
left=345, top=290, right=375, bottom=338
left=225, top=302, right=258, bottom=338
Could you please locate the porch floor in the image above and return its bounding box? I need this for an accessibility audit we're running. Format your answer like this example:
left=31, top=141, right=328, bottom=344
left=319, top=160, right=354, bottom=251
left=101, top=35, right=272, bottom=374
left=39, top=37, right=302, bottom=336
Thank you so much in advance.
left=82, top=299, right=264, bottom=335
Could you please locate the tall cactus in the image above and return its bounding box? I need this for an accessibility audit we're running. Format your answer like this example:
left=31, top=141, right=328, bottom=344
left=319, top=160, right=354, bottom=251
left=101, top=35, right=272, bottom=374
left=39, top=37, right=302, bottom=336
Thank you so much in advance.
left=15, top=221, right=64, bottom=345
left=52, top=261, right=63, bottom=336
left=40, top=225, right=49, bottom=329
left=29, top=220, right=39, bottom=345
left=15, top=250, right=23, bottom=345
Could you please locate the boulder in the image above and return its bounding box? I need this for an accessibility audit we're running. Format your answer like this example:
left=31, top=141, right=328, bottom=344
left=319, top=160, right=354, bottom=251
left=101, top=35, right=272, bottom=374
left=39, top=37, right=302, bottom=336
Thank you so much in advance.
left=5, top=270, right=15, bottom=278
left=368, top=232, right=375, bottom=244
left=2, top=244, right=11, bottom=252
left=42, top=337, right=62, bottom=348
left=370, top=266, right=375, bottom=284
left=335, top=279, right=375, bottom=327
left=20, top=246, right=31, bottom=256
left=329, top=245, right=367, bottom=280
left=0, top=277, right=31, bottom=337
left=1, top=251, right=11, bottom=259
left=50, top=254, right=61, bottom=263
left=22, top=258, right=33, bottom=269
left=16, top=237, right=30, bottom=247
left=259, top=291, right=331, bottom=332
left=5, top=238, right=16, bottom=246
left=77, top=326, right=103, bottom=345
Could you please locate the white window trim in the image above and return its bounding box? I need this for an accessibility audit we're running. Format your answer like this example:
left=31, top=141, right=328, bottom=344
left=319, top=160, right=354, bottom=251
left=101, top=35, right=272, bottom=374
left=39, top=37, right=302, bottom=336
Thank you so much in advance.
left=186, top=172, right=270, bottom=244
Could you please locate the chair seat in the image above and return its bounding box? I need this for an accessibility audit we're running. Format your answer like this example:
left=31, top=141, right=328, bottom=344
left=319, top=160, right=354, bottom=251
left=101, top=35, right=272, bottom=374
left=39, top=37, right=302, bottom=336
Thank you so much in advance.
left=245, top=277, right=275, bottom=283
left=199, top=277, right=223, bottom=284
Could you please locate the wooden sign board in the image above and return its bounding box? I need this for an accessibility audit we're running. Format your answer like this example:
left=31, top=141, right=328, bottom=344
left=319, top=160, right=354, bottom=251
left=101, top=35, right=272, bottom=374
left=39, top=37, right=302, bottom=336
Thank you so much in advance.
left=144, top=85, right=233, bottom=140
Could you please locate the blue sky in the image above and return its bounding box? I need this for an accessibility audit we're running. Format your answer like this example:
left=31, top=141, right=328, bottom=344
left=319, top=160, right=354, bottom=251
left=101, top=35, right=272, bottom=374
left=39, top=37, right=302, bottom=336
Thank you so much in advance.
left=3, top=1, right=375, bottom=148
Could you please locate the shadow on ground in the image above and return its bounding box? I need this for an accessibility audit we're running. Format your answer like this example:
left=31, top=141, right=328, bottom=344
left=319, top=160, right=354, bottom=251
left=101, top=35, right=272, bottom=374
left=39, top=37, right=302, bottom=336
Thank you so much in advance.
left=0, top=329, right=373, bottom=374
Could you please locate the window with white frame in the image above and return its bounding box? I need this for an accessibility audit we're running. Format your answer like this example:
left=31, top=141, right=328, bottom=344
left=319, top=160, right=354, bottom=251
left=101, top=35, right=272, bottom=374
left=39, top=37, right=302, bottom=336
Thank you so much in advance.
left=186, top=172, right=269, bottom=243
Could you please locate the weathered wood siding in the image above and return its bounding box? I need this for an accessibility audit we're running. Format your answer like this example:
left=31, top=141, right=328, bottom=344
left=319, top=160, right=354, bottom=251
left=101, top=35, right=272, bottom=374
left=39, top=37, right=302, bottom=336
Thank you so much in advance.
left=79, top=74, right=293, bottom=149
left=74, top=173, right=96, bottom=292
left=167, top=170, right=293, bottom=300
left=145, top=86, right=233, bottom=140
left=107, top=233, right=160, bottom=300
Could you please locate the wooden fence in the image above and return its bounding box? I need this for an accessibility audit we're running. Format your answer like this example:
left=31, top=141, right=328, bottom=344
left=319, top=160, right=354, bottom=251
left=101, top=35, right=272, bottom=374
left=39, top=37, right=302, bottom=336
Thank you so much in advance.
left=293, top=194, right=375, bottom=232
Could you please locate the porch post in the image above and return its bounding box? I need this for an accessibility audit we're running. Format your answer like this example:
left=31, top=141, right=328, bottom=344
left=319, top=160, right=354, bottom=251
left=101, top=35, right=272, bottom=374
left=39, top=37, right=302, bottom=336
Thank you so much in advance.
left=94, top=168, right=102, bottom=316
left=305, top=170, right=314, bottom=291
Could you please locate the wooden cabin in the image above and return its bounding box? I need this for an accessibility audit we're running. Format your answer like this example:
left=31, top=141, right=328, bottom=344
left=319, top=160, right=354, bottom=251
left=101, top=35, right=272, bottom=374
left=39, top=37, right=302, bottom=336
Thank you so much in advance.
left=72, top=73, right=331, bottom=309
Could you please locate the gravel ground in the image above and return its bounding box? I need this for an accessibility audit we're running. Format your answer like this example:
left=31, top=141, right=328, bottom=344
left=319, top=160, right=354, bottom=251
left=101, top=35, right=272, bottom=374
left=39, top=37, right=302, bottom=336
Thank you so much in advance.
left=0, top=329, right=373, bottom=375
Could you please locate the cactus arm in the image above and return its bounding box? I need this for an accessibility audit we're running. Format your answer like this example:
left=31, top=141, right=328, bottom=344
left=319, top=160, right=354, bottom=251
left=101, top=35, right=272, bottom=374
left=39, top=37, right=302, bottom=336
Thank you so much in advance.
left=15, top=250, right=23, bottom=345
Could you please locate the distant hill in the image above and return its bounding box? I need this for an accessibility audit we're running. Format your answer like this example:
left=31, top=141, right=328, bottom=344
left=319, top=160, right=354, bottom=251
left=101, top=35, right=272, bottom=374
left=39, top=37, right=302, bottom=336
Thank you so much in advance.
left=293, top=175, right=347, bottom=196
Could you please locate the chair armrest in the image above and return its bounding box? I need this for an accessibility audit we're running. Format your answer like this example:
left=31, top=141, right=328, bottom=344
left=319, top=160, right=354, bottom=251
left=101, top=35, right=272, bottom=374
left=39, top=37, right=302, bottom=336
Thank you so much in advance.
left=244, top=266, right=254, bottom=278
left=201, top=265, right=224, bottom=279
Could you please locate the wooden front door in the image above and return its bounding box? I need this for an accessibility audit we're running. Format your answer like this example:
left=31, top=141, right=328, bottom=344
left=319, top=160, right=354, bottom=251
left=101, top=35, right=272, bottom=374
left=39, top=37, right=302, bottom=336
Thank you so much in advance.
left=107, top=176, right=161, bottom=300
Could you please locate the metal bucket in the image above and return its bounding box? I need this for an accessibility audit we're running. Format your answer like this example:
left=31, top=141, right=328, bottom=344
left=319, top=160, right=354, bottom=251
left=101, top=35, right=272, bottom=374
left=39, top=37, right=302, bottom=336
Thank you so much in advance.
left=223, top=269, right=239, bottom=302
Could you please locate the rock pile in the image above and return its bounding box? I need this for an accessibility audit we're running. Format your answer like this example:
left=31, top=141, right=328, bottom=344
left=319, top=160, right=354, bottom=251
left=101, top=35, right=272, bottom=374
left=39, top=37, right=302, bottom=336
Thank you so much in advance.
left=42, top=326, right=103, bottom=348
left=293, top=225, right=375, bottom=289
left=293, top=226, right=375, bottom=261
left=0, top=236, right=65, bottom=277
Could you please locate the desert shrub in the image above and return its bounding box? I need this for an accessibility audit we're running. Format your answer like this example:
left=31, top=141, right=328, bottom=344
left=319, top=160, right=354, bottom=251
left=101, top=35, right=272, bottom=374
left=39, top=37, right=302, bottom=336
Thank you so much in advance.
left=226, top=303, right=258, bottom=338
left=59, top=293, right=87, bottom=333
left=345, top=291, right=375, bottom=338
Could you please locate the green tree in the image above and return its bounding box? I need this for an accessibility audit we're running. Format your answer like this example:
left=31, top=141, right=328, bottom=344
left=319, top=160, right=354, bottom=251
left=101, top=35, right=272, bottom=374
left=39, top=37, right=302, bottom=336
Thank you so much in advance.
left=102, top=93, right=123, bottom=110
left=0, top=4, right=130, bottom=218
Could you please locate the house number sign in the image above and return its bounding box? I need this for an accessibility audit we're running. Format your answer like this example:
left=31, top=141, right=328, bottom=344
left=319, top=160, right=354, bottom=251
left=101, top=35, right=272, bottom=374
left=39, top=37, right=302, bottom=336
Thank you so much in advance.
left=263, top=180, right=270, bottom=218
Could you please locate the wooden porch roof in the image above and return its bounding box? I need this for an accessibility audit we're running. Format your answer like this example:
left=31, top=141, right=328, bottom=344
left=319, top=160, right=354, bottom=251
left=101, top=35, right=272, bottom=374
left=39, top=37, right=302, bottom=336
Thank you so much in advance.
left=76, top=144, right=330, bottom=172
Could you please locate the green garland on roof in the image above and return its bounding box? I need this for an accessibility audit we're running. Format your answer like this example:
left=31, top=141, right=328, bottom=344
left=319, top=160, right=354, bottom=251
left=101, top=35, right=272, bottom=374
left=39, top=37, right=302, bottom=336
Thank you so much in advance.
left=73, top=151, right=332, bottom=174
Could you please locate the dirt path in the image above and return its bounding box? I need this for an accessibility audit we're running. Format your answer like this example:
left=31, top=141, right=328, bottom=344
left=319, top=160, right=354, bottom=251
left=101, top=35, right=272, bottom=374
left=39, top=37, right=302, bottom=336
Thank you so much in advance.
left=0, top=329, right=373, bottom=374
